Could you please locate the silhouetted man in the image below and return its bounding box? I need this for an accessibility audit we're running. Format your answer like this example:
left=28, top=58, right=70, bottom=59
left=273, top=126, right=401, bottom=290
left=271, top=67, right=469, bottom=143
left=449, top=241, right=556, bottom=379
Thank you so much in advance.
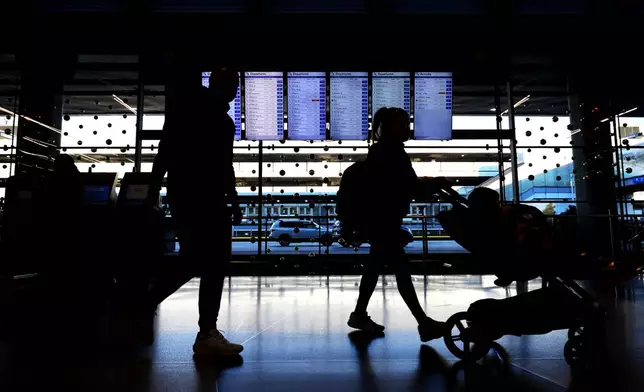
left=146, top=67, right=243, bottom=356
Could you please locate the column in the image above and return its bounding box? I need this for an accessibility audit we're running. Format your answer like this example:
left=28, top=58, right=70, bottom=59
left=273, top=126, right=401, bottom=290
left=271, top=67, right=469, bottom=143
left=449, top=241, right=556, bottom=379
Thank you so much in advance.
left=568, top=86, right=618, bottom=258
left=15, top=51, right=74, bottom=174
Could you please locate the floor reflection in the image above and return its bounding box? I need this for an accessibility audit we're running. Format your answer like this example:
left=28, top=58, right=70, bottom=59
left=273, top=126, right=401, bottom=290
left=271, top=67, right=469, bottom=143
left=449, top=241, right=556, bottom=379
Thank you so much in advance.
left=2, top=274, right=643, bottom=391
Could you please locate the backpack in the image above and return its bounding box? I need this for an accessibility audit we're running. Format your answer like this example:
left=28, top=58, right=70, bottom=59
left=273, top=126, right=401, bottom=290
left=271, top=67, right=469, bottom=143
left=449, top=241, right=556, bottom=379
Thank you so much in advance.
left=336, top=161, right=372, bottom=240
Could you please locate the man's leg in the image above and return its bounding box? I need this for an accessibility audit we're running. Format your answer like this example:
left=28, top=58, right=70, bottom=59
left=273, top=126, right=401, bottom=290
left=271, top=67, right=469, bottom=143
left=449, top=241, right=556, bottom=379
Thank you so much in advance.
left=192, top=220, right=243, bottom=356
left=196, top=227, right=231, bottom=332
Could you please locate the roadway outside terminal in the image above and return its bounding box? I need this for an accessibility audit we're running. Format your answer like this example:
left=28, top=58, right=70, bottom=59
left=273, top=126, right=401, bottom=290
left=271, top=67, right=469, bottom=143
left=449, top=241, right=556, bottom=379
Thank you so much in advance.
left=228, top=240, right=467, bottom=255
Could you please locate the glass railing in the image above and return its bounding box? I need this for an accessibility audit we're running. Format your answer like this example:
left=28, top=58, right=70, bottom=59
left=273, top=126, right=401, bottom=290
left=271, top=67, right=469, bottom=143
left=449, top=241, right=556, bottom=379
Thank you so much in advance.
left=162, top=213, right=464, bottom=257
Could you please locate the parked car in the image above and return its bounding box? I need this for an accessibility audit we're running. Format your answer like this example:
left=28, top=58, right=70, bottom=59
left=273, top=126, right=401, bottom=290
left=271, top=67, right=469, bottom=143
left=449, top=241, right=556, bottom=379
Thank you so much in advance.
left=332, top=220, right=415, bottom=247
left=269, top=219, right=333, bottom=246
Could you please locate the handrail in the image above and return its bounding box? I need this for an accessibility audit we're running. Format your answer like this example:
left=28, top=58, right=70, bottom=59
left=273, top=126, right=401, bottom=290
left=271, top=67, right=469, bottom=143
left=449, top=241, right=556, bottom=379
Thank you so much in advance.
left=159, top=211, right=644, bottom=258
left=159, top=212, right=644, bottom=220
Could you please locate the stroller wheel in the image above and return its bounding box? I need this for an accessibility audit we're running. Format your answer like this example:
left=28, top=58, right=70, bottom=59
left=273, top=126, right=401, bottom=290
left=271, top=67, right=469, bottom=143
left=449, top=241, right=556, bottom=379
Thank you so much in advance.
left=568, top=325, right=584, bottom=340
left=564, top=335, right=588, bottom=369
left=443, top=312, right=492, bottom=361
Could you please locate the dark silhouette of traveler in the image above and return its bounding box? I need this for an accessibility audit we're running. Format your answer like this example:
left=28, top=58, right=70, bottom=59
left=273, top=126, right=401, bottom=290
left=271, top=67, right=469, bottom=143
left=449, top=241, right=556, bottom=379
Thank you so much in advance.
left=347, top=107, right=445, bottom=341
left=42, top=154, right=94, bottom=339
left=50, top=154, right=82, bottom=210
left=146, top=67, right=243, bottom=356
left=46, top=154, right=83, bottom=266
left=53, top=153, right=80, bottom=174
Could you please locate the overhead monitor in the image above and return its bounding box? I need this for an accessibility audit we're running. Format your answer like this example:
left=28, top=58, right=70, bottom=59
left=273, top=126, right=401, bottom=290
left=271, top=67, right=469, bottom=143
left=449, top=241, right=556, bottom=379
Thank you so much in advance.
left=287, top=72, right=327, bottom=140
left=330, top=72, right=369, bottom=140
left=372, top=72, right=411, bottom=115
left=413, top=72, right=453, bottom=140
left=244, top=72, right=284, bottom=140
left=202, top=71, right=242, bottom=140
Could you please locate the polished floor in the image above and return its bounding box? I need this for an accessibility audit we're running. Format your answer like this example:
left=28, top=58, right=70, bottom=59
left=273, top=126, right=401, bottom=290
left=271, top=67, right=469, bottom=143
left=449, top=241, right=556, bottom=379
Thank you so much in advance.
left=2, top=274, right=644, bottom=391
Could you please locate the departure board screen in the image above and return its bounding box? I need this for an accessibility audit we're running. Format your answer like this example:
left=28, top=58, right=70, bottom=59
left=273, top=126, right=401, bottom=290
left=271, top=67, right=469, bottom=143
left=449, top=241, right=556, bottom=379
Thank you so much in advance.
left=244, top=72, right=284, bottom=140
left=202, top=71, right=242, bottom=140
left=330, top=72, right=369, bottom=140
left=372, top=72, right=411, bottom=115
left=413, top=72, right=453, bottom=140
left=287, top=72, right=326, bottom=140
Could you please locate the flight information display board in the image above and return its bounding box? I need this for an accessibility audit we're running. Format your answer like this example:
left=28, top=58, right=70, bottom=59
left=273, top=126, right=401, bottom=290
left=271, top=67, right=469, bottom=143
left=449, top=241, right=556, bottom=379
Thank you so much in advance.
left=201, top=71, right=242, bottom=140
left=413, top=72, right=453, bottom=140
left=287, top=72, right=326, bottom=140
left=330, top=72, right=369, bottom=140
left=244, top=72, right=284, bottom=140
left=372, top=72, right=411, bottom=114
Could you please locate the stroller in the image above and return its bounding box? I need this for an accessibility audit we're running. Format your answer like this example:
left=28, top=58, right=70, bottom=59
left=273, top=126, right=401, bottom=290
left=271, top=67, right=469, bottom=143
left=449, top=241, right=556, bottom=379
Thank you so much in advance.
left=425, top=179, right=633, bottom=369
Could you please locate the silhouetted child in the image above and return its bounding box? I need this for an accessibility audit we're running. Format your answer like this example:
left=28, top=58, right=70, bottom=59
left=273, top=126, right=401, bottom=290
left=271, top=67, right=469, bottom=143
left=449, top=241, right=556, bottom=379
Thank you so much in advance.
left=347, top=107, right=445, bottom=342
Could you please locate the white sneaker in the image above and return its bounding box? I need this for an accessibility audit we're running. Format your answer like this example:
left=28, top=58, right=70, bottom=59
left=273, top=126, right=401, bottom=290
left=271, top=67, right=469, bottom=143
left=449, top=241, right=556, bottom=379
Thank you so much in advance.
left=192, top=329, right=244, bottom=356
left=347, top=312, right=385, bottom=334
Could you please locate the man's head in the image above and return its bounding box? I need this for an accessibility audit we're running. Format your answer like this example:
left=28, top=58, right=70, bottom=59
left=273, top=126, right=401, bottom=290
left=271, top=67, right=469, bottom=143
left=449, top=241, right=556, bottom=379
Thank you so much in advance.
left=372, top=107, right=411, bottom=143
left=468, top=187, right=501, bottom=211
left=208, top=68, right=239, bottom=104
